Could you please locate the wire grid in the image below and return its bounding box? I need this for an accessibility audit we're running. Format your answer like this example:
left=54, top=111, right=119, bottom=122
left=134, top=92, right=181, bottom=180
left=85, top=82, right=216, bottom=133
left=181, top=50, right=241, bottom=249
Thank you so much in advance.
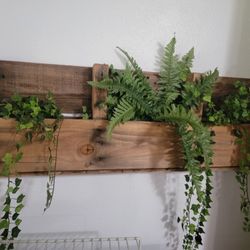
left=0, top=237, right=141, bottom=250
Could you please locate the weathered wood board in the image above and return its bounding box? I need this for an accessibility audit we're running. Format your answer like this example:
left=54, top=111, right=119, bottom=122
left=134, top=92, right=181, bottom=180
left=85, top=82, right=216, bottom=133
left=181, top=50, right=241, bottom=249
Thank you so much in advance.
left=0, top=118, right=248, bottom=174
left=1, top=61, right=250, bottom=114
left=0, top=60, right=92, bottom=113
left=0, top=61, right=250, bottom=174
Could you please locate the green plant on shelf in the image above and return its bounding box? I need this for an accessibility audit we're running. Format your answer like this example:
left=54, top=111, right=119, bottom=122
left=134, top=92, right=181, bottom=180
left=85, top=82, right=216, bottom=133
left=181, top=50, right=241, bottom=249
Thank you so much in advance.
left=0, top=93, right=62, bottom=248
left=203, top=81, right=250, bottom=232
left=89, top=37, right=218, bottom=250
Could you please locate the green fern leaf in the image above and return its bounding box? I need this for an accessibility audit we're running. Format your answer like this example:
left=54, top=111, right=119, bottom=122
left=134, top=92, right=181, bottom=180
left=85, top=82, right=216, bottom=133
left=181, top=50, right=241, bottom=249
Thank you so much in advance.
left=116, top=47, right=145, bottom=80
left=178, top=47, right=194, bottom=81
left=107, top=98, right=135, bottom=138
left=158, top=37, right=179, bottom=88
left=88, top=78, right=113, bottom=90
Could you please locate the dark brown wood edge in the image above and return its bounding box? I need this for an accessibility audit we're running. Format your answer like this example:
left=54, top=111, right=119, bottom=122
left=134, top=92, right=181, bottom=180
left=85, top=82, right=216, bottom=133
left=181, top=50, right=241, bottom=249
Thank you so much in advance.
left=91, top=64, right=109, bottom=119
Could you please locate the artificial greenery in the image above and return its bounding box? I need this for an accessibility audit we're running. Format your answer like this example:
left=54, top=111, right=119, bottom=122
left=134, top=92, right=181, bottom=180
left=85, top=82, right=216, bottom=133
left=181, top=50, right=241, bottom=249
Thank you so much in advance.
left=0, top=143, right=24, bottom=250
left=0, top=93, right=62, bottom=248
left=203, top=81, right=250, bottom=232
left=89, top=37, right=218, bottom=249
left=234, top=128, right=250, bottom=232
left=0, top=178, right=24, bottom=250
left=204, top=81, right=250, bottom=125
left=82, top=106, right=89, bottom=120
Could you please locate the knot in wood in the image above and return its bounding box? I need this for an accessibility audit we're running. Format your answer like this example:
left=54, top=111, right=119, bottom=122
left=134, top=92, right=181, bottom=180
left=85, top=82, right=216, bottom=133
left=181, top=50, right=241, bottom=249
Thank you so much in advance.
left=81, top=144, right=95, bottom=155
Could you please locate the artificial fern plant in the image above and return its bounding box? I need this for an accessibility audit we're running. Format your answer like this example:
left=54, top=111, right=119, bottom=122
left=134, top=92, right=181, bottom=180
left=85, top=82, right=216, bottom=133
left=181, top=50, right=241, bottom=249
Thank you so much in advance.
left=89, top=37, right=218, bottom=249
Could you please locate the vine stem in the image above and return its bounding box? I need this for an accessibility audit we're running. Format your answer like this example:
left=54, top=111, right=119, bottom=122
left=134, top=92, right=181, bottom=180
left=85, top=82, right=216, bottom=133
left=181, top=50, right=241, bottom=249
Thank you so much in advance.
left=44, top=119, right=63, bottom=211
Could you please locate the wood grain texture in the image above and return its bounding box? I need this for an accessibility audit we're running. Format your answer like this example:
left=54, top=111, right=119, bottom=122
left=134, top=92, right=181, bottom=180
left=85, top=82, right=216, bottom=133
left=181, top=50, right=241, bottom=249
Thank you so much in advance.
left=1, top=60, right=249, bottom=115
left=0, top=118, right=248, bottom=174
left=92, top=64, right=109, bottom=119
left=0, top=60, right=92, bottom=113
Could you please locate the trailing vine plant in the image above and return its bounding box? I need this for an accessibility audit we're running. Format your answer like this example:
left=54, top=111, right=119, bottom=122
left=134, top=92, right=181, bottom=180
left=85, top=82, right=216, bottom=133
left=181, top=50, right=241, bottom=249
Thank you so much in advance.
left=0, top=93, right=62, bottom=248
left=204, top=81, right=250, bottom=232
left=0, top=144, right=24, bottom=250
left=89, top=37, right=219, bottom=249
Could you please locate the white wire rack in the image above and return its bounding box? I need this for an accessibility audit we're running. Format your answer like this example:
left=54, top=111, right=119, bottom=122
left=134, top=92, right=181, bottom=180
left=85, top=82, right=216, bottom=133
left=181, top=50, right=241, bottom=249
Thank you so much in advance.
left=0, top=237, right=141, bottom=250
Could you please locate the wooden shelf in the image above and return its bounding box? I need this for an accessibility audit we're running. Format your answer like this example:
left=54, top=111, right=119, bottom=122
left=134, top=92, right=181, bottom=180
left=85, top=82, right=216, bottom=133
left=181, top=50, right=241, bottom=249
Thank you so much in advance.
left=0, top=118, right=249, bottom=174
left=0, top=61, right=250, bottom=174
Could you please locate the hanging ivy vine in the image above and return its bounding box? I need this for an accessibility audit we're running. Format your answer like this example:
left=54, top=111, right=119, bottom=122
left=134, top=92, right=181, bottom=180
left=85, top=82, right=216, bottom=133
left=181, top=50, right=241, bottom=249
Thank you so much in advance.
left=0, top=93, right=62, bottom=248
left=204, top=81, right=250, bottom=232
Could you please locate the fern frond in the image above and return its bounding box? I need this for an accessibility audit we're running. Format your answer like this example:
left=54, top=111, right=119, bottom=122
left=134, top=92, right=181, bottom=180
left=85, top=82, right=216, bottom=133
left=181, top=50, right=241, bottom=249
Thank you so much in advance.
left=90, top=64, right=155, bottom=117
left=196, top=68, right=219, bottom=102
left=158, top=37, right=179, bottom=87
left=199, top=68, right=219, bottom=90
left=178, top=47, right=194, bottom=81
left=160, top=105, right=202, bottom=130
left=116, top=47, right=145, bottom=79
left=107, top=98, right=135, bottom=138
left=181, top=47, right=194, bottom=68
left=88, top=78, right=113, bottom=90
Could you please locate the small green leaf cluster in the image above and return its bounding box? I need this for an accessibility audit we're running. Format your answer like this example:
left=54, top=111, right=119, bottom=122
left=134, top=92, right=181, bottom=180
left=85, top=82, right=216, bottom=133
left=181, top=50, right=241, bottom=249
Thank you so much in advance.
left=0, top=93, right=62, bottom=141
left=89, top=37, right=218, bottom=249
left=181, top=71, right=218, bottom=109
left=1, top=151, right=23, bottom=177
left=0, top=93, right=62, bottom=244
left=204, top=81, right=250, bottom=124
left=82, top=106, right=89, bottom=120
left=203, top=82, right=250, bottom=232
left=0, top=178, right=25, bottom=250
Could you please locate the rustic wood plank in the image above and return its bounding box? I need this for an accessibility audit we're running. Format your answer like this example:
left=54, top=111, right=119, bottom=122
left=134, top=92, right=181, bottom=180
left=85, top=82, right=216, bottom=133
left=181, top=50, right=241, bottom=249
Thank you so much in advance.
left=1, top=60, right=249, bottom=116
left=0, top=118, right=248, bottom=174
left=92, top=64, right=109, bottom=119
left=0, top=60, right=92, bottom=113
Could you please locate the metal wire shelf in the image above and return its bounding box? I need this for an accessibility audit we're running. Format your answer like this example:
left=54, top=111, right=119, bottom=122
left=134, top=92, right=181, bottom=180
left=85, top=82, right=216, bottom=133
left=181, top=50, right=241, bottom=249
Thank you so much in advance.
left=0, top=236, right=141, bottom=250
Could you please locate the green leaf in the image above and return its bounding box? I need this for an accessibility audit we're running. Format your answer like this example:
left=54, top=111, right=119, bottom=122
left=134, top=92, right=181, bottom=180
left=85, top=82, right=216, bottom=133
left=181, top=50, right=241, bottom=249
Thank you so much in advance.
left=195, top=234, right=202, bottom=245
left=4, top=196, right=11, bottom=205
left=0, top=244, right=7, bottom=250
left=2, top=153, right=14, bottom=175
left=0, top=220, right=9, bottom=230
left=12, top=213, right=19, bottom=221
left=19, top=121, right=34, bottom=130
left=4, top=103, right=13, bottom=114
left=15, top=204, right=24, bottom=213
left=15, top=218, right=22, bottom=226
left=15, top=152, right=23, bottom=163
left=185, top=175, right=190, bottom=182
left=189, top=224, right=196, bottom=234
left=1, top=212, right=9, bottom=220
left=17, top=194, right=25, bottom=203
left=107, top=98, right=135, bottom=138
left=1, top=229, right=8, bottom=238
left=11, top=226, right=21, bottom=238
left=15, top=178, right=22, bottom=187
left=203, top=94, right=211, bottom=103
left=3, top=205, right=10, bottom=212
left=198, top=227, right=205, bottom=234
left=12, top=186, right=19, bottom=194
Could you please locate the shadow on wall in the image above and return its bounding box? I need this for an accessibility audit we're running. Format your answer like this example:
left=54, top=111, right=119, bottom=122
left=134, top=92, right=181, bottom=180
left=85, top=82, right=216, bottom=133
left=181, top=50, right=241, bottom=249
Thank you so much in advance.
left=226, top=0, right=250, bottom=77
left=150, top=172, right=180, bottom=250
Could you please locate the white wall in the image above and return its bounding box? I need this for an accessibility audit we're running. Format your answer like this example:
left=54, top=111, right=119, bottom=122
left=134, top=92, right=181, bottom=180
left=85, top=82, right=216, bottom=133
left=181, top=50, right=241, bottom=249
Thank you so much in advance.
left=0, top=0, right=250, bottom=249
